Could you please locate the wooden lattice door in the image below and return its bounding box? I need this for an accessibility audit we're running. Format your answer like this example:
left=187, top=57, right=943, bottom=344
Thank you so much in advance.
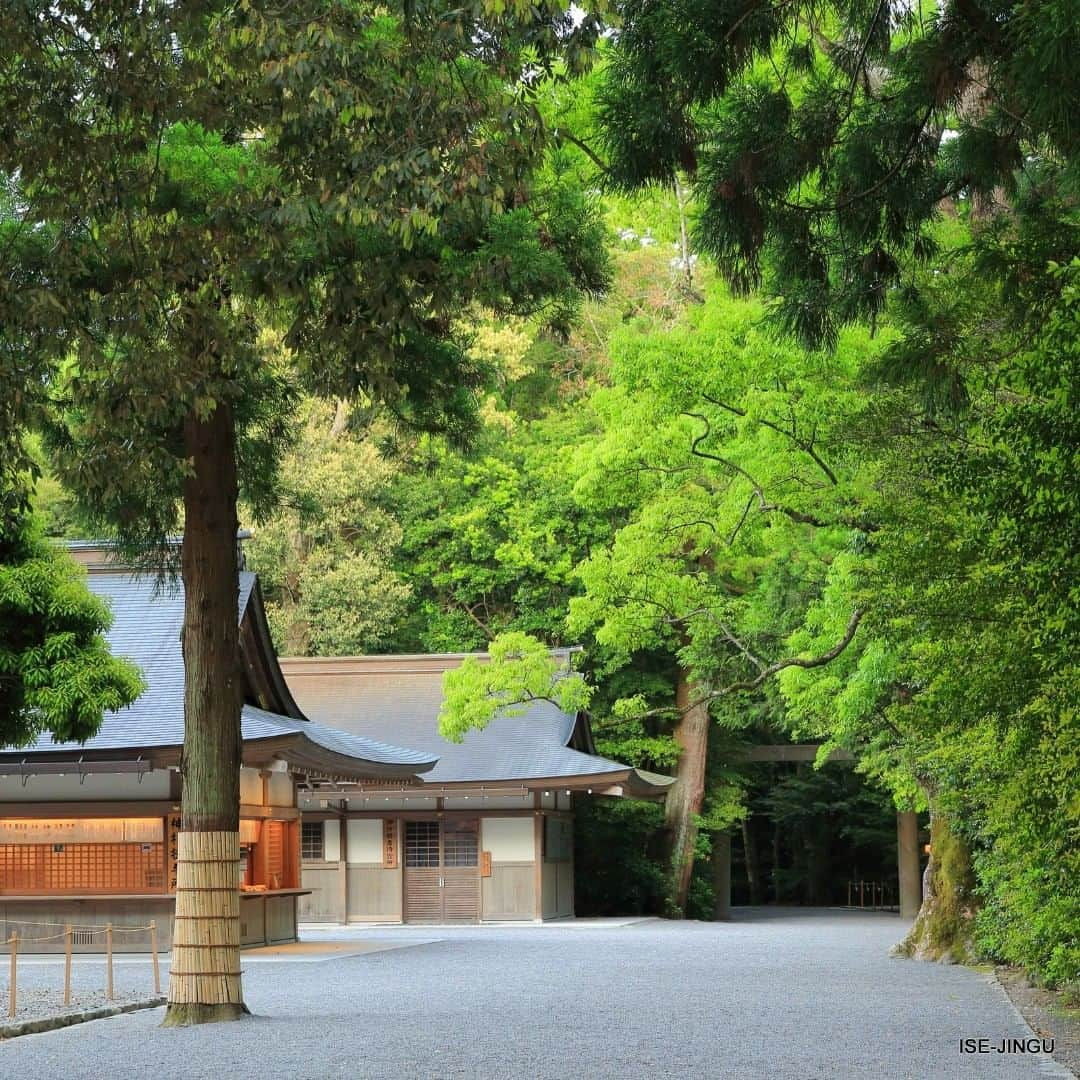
left=440, top=818, right=480, bottom=922
left=403, top=819, right=480, bottom=923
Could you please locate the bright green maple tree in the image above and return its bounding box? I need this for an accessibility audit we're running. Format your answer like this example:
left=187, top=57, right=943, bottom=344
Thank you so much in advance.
left=0, top=509, right=143, bottom=747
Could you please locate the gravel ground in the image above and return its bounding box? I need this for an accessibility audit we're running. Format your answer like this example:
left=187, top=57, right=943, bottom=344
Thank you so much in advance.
left=0, top=988, right=150, bottom=1026
left=2, top=908, right=1072, bottom=1079
left=1, top=953, right=162, bottom=1028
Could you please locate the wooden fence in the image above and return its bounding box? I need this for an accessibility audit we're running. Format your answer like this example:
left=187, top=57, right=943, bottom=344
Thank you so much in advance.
left=4, top=921, right=160, bottom=1018
left=845, top=880, right=898, bottom=911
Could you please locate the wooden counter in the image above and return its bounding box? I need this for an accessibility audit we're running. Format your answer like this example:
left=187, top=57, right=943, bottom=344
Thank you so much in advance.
left=0, top=890, right=310, bottom=952
left=240, top=889, right=311, bottom=947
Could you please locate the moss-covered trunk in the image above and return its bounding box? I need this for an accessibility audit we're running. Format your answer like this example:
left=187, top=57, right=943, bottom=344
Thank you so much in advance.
left=665, top=672, right=709, bottom=915
left=162, top=402, right=249, bottom=1027
left=894, top=806, right=978, bottom=964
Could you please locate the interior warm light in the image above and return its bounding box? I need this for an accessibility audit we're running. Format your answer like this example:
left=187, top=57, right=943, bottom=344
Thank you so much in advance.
left=0, top=818, right=162, bottom=844
left=239, top=819, right=262, bottom=845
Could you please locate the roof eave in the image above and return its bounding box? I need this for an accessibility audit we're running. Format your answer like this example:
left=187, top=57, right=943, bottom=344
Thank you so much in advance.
left=243, top=733, right=438, bottom=782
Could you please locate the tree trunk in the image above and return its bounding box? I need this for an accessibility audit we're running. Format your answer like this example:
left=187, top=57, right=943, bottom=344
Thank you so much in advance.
left=711, top=831, right=732, bottom=921
left=162, top=402, right=249, bottom=1026
left=897, top=810, right=922, bottom=919
left=893, top=806, right=977, bottom=965
left=674, top=176, right=697, bottom=298
left=742, top=818, right=762, bottom=905
left=664, top=672, right=709, bottom=915
left=771, top=819, right=782, bottom=904
left=329, top=397, right=349, bottom=438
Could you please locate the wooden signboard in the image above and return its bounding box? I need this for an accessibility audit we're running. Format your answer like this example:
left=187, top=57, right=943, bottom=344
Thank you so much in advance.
left=480, top=850, right=492, bottom=878
left=382, top=819, right=398, bottom=869
left=167, top=814, right=181, bottom=892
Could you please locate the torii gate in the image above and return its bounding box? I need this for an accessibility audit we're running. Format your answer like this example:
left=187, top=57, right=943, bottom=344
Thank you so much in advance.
left=712, top=744, right=922, bottom=920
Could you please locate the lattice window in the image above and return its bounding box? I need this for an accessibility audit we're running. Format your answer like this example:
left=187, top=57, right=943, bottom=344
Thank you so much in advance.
left=300, top=821, right=324, bottom=861
left=544, top=817, right=573, bottom=863
left=0, top=843, right=165, bottom=894
left=265, top=820, right=285, bottom=887
left=443, top=822, right=478, bottom=868
left=404, top=821, right=439, bottom=867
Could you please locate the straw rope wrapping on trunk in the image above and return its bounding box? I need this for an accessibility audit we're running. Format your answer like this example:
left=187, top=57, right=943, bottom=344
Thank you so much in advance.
left=168, top=832, right=242, bottom=1006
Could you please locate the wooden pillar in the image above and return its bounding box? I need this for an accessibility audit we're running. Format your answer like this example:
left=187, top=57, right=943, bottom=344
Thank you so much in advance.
left=338, top=815, right=348, bottom=924
left=533, top=798, right=544, bottom=922
left=712, top=831, right=732, bottom=921
left=897, top=811, right=921, bottom=919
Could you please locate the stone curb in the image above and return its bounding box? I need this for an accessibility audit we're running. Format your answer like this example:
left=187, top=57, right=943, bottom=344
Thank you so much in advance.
left=985, top=974, right=1075, bottom=1079
left=0, top=996, right=166, bottom=1040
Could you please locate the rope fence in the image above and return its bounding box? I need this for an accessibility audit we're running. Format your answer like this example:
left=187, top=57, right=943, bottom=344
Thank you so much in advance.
left=4, top=921, right=161, bottom=1017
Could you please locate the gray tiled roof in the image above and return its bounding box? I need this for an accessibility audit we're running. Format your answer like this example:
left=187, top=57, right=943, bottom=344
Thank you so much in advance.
left=280, top=660, right=630, bottom=785
left=2, top=573, right=435, bottom=771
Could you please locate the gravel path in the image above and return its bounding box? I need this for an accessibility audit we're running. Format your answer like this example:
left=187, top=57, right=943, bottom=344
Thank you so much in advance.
left=0, top=988, right=151, bottom=1027
left=1, top=908, right=1071, bottom=1079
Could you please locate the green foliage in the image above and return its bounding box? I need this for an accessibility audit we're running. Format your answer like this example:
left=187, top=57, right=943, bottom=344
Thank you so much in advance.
left=598, top=0, right=1080, bottom=360
left=574, top=797, right=668, bottom=916
left=0, top=509, right=142, bottom=746
left=246, top=399, right=410, bottom=656
left=780, top=261, right=1080, bottom=984
left=438, top=631, right=592, bottom=742
left=568, top=279, right=883, bottom=695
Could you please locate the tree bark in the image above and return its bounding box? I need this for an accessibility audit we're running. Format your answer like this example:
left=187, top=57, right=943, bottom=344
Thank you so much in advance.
left=664, top=671, right=709, bottom=915
left=162, top=401, right=249, bottom=1026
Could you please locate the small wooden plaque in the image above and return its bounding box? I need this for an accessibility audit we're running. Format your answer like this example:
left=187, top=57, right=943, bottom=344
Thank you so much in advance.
left=167, top=814, right=181, bottom=892
left=480, top=850, right=492, bottom=878
left=382, top=819, right=398, bottom=869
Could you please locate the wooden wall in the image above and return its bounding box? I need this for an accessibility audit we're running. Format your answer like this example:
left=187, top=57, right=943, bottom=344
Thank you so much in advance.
left=300, top=811, right=579, bottom=924
left=0, top=896, right=175, bottom=952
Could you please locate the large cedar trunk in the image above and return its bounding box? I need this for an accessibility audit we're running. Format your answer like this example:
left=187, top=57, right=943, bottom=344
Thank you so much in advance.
left=664, top=672, right=709, bottom=915
left=162, top=403, right=249, bottom=1026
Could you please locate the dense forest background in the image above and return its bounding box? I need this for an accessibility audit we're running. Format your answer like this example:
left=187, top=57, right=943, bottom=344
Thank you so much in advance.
left=24, top=14, right=1078, bottom=992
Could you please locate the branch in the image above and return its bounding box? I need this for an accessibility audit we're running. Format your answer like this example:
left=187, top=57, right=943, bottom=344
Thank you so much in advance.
left=684, top=411, right=832, bottom=528
left=704, top=608, right=864, bottom=700
left=702, top=393, right=839, bottom=485
left=552, top=129, right=610, bottom=175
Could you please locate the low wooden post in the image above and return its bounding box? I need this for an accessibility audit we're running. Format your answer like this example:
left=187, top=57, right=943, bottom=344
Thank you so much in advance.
left=8, top=932, right=17, bottom=1018
left=150, top=922, right=160, bottom=995
left=847, top=881, right=852, bottom=907
left=64, top=924, right=73, bottom=1005
left=105, top=924, right=114, bottom=1000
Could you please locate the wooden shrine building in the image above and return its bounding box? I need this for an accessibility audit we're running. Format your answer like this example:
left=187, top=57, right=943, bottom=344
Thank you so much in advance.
left=281, top=654, right=673, bottom=925
left=0, top=544, right=436, bottom=951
